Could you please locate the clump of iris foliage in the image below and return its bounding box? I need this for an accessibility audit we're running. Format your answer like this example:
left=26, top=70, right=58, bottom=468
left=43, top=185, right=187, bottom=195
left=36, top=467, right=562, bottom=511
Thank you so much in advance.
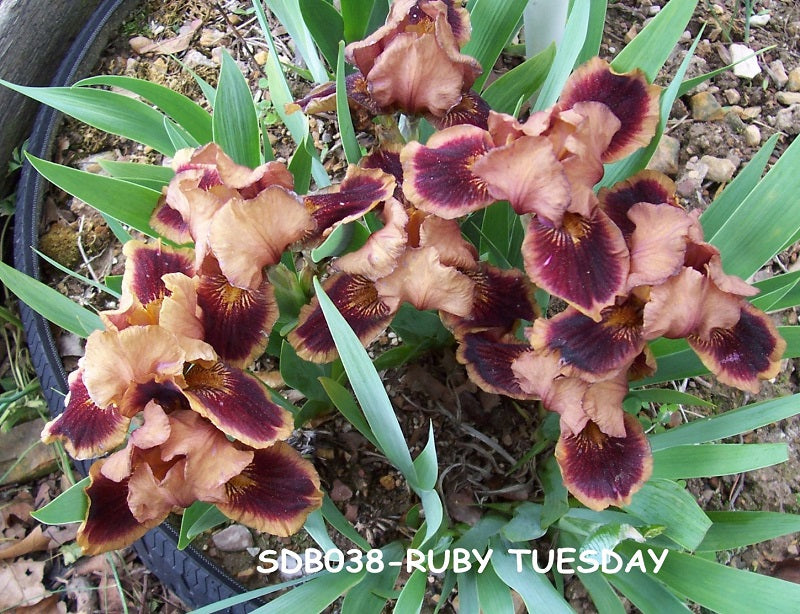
left=3, top=0, right=800, bottom=611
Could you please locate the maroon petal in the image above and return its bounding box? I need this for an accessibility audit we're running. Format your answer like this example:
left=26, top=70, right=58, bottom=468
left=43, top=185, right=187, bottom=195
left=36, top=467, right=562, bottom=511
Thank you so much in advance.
left=149, top=198, right=192, bottom=245
left=529, top=301, right=644, bottom=381
left=558, top=57, right=661, bottom=162
left=688, top=302, right=786, bottom=394
left=445, top=264, right=539, bottom=334
left=427, top=90, right=491, bottom=131
left=121, top=240, right=195, bottom=308
left=401, top=125, right=494, bottom=219
left=472, top=136, right=571, bottom=224
left=598, top=170, right=678, bottom=240
left=346, top=71, right=385, bottom=115
left=522, top=209, right=629, bottom=320
left=304, top=166, right=396, bottom=241
left=288, top=273, right=395, bottom=363
left=182, top=361, right=293, bottom=448
left=196, top=263, right=278, bottom=367
left=77, top=461, right=164, bottom=555
left=41, top=369, right=130, bottom=460
left=555, top=413, right=653, bottom=510
left=455, top=331, right=538, bottom=400
left=217, top=441, right=322, bottom=536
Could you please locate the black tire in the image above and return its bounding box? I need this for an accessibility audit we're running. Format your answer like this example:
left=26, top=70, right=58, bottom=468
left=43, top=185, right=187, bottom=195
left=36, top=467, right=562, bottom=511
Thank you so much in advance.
left=13, top=0, right=255, bottom=610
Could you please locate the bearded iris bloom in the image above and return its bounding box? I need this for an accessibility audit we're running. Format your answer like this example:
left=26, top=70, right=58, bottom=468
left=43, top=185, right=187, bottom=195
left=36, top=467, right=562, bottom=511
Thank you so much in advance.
left=42, top=152, right=324, bottom=554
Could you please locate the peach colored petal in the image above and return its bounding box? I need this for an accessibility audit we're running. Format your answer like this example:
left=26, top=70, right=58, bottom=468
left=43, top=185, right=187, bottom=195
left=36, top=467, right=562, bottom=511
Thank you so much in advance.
left=208, top=187, right=313, bottom=290
left=375, top=247, right=474, bottom=315
left=160, top=410, right=254, bottom=496
left=82, top=326, right=186, bottom=410
left=334, top=198, right=409, bottom=279
left=642, top=267, right=742, bottom=340
left=419, top=214, right=478, bottom=270
left=472, top=135, right=571, bottom=224
left=582, top=374, right=628, bottom=438
left=130, top=401, right=172, bottom=449
left=626, top=202, right=694, bottom=289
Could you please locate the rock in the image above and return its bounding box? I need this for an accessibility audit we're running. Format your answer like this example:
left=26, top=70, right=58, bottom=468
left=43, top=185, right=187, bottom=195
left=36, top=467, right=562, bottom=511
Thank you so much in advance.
left=725, top=111, right=746, bottom=133
left=777, top=92, right=800, bottom=106
left=788, top=68, right=800, bottom=92
left=254, top=50, right=268, bottom=65
left=768, top=60, right=789, bottom=89
left=749, top=13, right=771, bottom=27
left=723, top=88, right=741, bottom=105
left=647, top=134, right=680, bottom=175
left=676, top=158, right=709, bottom=197
left=775, top=105, right=800, bottom=135
left=199, top=28, right=227, bottom=47
left=183, top=49, right=216, bottom=69
left=744, top=124, right=762, bottom=146
left=0, top=419, right=58, bottom=485
left=730, top=43, right=761, bottom=79
left=700, top=155, right=736, bottom=183
left=330, top=479, right=353, bottom=502
left=690, top=91, right=725, bottom=121
left=212, top=525, right=253, bottom=552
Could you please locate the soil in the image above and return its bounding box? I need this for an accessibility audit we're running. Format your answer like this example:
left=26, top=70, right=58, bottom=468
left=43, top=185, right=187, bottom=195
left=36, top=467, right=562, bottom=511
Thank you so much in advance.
left=3, top=0, right=800, bottom=612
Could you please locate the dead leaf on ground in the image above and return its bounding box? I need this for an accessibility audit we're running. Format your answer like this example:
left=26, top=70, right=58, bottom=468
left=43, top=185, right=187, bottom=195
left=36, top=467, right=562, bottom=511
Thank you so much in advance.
left=130, top=19, right=203, bottom=55
left=0, top=559, right=48, bottom=610
left=13, top=593, right=67, bottom=614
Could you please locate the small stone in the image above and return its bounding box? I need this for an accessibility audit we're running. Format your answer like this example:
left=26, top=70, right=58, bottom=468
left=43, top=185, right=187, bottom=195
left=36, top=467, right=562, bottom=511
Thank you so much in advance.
left=690, top=91, right=725, bottom=121
left=700, top=155, right=736, bottom=183
left=199, top=28, right=227, bottom=47
left=768, top=60, right=789, bottom=89
left=624, top=24, right=638, bottom=43
left=330, top=479, right=353, bottom=501
left=730, top=43, right=761, bottom=79
left=744, top=124, right=762, bottom=146
left=788, top=68, right=800, bottom=92
left=789, top=544, right=800, bottom=556
left=748, top=13, right=770, bottom=27
left=647, top=134, right=680, bottom=175
left=379, top=475, right=396, bottom=490
left=777, top=92, right=800, bottom=106
left=212, top=524, right=253, bottom=552
left=775, top=105, right=800, bottom=135
left=723, top=88, right=741, bottom=105
left=740, top=106, right=762, bottom=120
left=725, top=111, right=746, bottom=133
left=254, top=50, right=268, bottom=65
left=676, top=158, right=709, bottom=197
left=182, top=49, right=216, bottom=69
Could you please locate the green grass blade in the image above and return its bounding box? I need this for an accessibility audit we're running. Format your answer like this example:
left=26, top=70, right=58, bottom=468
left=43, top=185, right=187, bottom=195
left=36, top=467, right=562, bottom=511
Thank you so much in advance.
left=313, top=277, right=416, bottom=480
left=97, top=160, right=175, bottom=186
left=299, top=0, right=344, bottom=68
left=75, top=75, right=213, bottom=144
left=164, top=115, right=198, bottom=150
left=575, top=0, right=607, bottom=66
left=0, top=261, right=103, bottom=337
left=698, top=511, right=800, bottom=552
left=34, top=248, right=120, bottom=298
left=319, top=376, right=380, bottom=450
left=648, top=393, right=800, bottom=452
left=30, top=477, right=90, bottom=524
left=336, top=41, right=361, bottom=164
left=257, top=3, right=330, bottom=187
left=652, top=443, right=788, bottom=479
left=341, top=542, right=404, bottom=613
left=627, top=388, right=714, bottom=408
left=340, top=0, right=373, bottom=43
left=191, top=573, right=326, bottom=614
left=253, top=567, right=366, bottom=613
left=607, top=566, right=692, bottom=613
left=533, top=0, right=590, bottom=110
left=481, top=43, right=555, bottom=115
left=320, top=494, right=372, bottom=551
left=476, top=563, right=514, bottom=614
left=619, top=544, right=800, bottom=613
left=214, top=49, right=261, bottom=167
left=751, top=270, right=800, bottom=311
left=700, top=133, right=779, bottom=239
left=611, top=0, right=698, bottom=80
left=365, top=0, right=390, bottom=37
left=705, top=135, right=800, bottom=279
left=178, top=502, right=228, bottom=549
left=260, top=0, right=329, bottom=83
left=27, top=154, right=160, bottom=236
left=623, top=479, right=711, bottom=550
left=393, top=569, right=426, bottom=614
left=463, top=0, right=528, bottom=91
left=490, top=540, right=574, bottom=613
left=0, top=80, right=177, bottom=155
